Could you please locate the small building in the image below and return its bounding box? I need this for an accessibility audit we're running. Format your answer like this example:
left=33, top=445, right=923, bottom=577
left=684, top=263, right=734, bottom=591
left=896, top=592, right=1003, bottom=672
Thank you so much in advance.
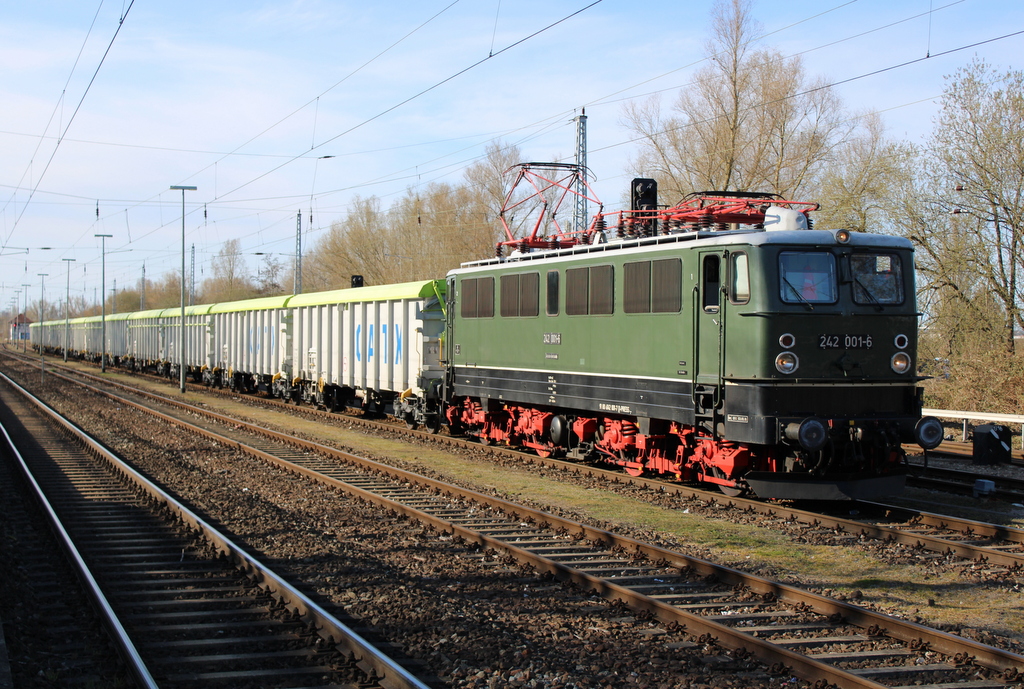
left=9, top=313, right=32, bottom=341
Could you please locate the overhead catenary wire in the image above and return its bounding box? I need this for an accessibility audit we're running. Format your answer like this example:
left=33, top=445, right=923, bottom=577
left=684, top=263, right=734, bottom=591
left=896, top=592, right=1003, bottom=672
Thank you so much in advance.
left=2, top=0, right=136, bottom=251
left=5, top=2, right=1019, bottom=304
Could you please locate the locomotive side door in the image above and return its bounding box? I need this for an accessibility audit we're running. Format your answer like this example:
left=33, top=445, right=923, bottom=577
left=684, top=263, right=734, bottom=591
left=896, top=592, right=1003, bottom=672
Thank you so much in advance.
left=694, top=250, right=725, bottom=434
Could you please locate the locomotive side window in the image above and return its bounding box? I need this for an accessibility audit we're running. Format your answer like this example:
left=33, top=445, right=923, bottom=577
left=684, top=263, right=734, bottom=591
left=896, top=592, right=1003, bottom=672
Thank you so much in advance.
left=730, top=253, right=750, bottom=304
left=779, top=252, right=837, bottom=304
left=500, top=273, right=540, bottom=317
left=546, top=270, right=559, bottom=316
left=566, top=268, right=589, bottom=315
left=521, top=273, right=540, bottom=317
left=500, top=274, right=521, bottom=317
left=627, top=259, right=681, bottom=313
left=652, top=258, right=682, bottom=312
left=624, top=261, right=651, bottom=313
left=460, top=277, right=495, bottom=318
left=566, top=265, right=614, bottom=315
left=478, top=277, right=494, bottom=317
left=590, top=265, right=614, bottom=315
left=702, top=255, right=721, bottom=312
left=851, top=253, right=903, bottom=305
left=461, top=278, right=478, bottom=318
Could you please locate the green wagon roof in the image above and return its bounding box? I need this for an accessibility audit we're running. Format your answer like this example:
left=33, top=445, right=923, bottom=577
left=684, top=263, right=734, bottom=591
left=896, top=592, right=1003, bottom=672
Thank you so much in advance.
left=208, top=294, right=292, bottom=315
left=286, top=279, right=445, bottom=308
left=31, top=280, right=447, bottom=325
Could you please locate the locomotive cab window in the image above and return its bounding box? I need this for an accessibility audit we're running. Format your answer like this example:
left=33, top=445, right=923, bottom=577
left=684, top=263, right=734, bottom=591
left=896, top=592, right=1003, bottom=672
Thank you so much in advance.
left=851, top=253, right=903, bottom=305
left=730, top=253, right=750, bottom=304
left=779, top=252, right=837, bottom=304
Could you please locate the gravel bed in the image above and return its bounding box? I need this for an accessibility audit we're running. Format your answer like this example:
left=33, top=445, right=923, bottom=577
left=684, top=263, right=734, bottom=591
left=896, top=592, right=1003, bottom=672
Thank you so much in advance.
left=74, top=364, right=1024, bottom=656
left=1, top=361, right=807, bottom=689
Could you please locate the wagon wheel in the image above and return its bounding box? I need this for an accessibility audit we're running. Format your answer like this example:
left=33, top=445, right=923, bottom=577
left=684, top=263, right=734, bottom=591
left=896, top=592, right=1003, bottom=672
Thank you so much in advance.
left=424, top=415, right=442, bottom=435
left=403, top=411, right=418, bottom=430
left=328, top=392, right=344, bottom=413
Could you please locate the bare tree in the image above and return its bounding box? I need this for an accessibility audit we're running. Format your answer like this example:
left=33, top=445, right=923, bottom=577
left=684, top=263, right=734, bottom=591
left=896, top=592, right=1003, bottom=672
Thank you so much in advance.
left=887, top=59, right=1024, bottom=356
left=203, top=238, right=256, bottom=302
left=933, top=59, right=1024, bottom=353
left=623, top=0, right=853, bottom=202
left=813, top=113, right=915, bottom=232
left=255, top=253, right=285, bottom=295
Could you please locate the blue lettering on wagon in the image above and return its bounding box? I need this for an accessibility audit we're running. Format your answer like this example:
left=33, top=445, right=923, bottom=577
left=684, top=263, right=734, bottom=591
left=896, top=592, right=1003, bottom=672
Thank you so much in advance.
left=247, top=326, right=274, bottom=354
left=355, top=323, right=402, bottom=364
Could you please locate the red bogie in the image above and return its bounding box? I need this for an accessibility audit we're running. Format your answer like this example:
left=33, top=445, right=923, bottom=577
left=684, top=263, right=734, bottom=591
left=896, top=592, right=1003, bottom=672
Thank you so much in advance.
left=449, top=397, right=760, bottom=491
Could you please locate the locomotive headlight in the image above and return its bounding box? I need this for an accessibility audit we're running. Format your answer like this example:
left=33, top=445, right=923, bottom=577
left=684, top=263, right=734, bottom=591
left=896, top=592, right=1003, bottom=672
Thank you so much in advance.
left=834, top=229, right=852, bottom=244
left=890, top=352, right=912, bottom=374
left=915, top=416, right=944, bottom=450
left=775, top=351, right=799, bottom=374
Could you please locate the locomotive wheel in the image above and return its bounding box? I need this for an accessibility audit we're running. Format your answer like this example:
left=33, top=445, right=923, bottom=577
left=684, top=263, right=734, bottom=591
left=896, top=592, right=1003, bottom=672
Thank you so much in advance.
left=709, top=467, right=745, bottom=497
left=718, top=483, right=744, bottom=498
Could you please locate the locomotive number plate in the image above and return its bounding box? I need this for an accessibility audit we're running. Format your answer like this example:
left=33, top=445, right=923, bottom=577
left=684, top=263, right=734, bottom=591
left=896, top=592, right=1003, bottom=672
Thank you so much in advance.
left=818, top=334, right=873, bottom=349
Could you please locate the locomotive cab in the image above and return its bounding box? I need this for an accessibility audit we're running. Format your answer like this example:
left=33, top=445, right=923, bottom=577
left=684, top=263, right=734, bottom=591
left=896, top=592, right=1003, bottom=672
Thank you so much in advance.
left=715, top=229, right=934, bottom=499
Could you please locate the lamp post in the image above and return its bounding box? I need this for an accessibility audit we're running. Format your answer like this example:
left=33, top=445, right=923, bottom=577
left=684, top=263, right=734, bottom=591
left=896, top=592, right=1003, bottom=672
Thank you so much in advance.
left=62, top=258, right=76, bottom=362
left=38, top=273, right=48, bottom=380
left=12, top=291, right=20, bottom=342
left=95, top=234, right=112, bottom=372
left=21, top=283, right=30, bottom=351
left=170, top=185, right=196, bottom=394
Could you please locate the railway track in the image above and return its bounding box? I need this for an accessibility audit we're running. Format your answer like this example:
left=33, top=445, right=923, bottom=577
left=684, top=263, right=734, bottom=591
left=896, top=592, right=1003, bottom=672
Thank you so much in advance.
left=6, top=354, right=1024, bottom=688
left=13, top=351, right=1024, bottom=579
left=905, top=461, right=1024, bottom=503
left=0, top=369, right=433, bottom=689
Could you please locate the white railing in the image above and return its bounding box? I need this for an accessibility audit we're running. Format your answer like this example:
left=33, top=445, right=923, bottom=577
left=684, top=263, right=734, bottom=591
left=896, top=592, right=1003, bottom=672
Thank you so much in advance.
left=923, top=408, right=1024, bottom=450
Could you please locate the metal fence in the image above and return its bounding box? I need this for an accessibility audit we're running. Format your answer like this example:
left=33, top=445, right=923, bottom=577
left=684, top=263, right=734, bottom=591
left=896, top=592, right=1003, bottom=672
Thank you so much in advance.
left=923, top=408, right=1024, bottom=450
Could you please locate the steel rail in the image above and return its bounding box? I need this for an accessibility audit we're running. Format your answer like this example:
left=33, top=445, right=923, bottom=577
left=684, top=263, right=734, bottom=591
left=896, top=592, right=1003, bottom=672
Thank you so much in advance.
left=26, top=364, right=1024, bottom=686
left=0, top=370, right=432, bottom=689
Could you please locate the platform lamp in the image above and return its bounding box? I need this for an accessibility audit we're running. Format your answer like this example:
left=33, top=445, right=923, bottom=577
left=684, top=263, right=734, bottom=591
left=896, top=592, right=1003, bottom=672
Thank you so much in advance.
left=95, top=234, right=112, bottom=372
left=170, top=185, right=196, bottom=393
left=63, top=258, right=75, bottom=362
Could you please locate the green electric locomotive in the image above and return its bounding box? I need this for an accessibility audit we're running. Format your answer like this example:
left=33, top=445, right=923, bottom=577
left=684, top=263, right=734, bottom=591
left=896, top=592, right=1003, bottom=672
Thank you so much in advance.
left=440, top=167, right=941, bottom=500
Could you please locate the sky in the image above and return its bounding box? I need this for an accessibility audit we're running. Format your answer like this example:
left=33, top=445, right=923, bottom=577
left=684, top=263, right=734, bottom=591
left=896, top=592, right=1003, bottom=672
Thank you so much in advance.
left=2, top=0, right=1022, bottom=314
